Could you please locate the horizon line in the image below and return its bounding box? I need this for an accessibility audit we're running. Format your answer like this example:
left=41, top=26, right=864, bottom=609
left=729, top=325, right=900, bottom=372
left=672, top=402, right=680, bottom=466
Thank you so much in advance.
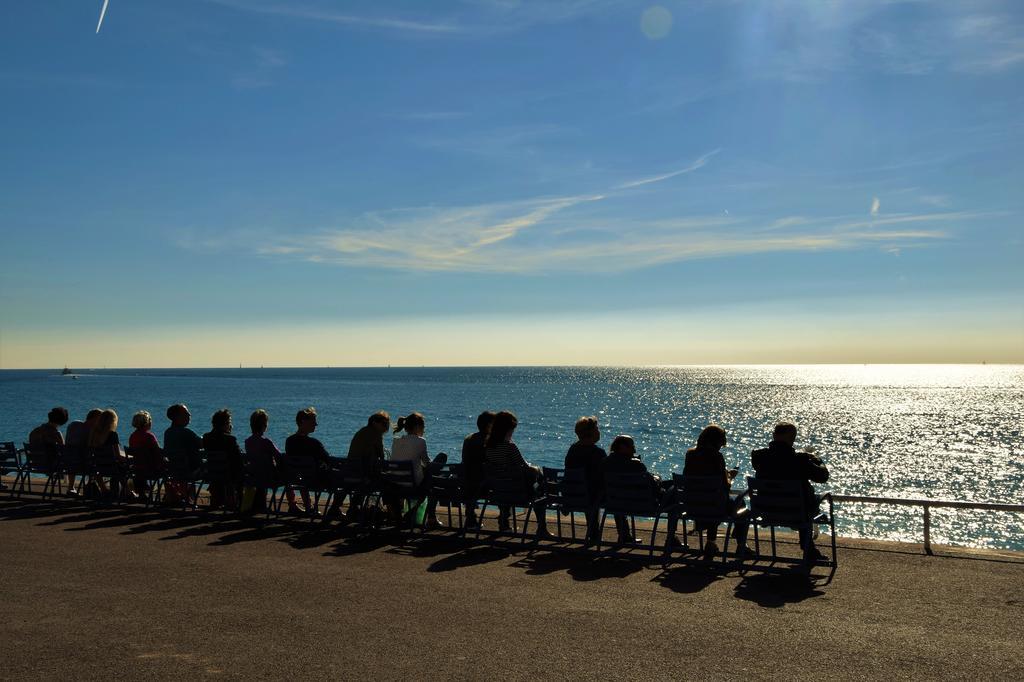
left=1, top=362, right=1018, bottom=371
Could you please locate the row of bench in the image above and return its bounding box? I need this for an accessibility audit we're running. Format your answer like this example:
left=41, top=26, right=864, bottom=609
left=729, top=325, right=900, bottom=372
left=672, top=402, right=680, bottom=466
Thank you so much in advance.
left=1, top=441, right=838, bottom=581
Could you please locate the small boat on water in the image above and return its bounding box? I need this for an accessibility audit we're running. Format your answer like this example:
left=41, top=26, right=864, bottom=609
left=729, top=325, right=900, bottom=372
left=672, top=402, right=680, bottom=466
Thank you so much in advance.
left=61, top=366, right=73, bottom=375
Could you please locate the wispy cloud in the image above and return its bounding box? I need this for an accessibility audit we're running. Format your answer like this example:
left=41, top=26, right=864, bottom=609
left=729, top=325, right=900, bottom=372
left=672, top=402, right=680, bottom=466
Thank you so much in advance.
left=205, top=0, right=462, bottom=35
left=870, top=197, right=881, bottom=217
left=219, top=203, right=964, bottom=275
left=615, top=149, right=721, bottom=189
left=204, top=0, right=624, bottom=36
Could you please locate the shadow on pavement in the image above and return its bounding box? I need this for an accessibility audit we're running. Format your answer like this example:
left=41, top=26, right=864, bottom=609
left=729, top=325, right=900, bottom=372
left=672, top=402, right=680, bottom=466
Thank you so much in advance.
left=733, top=573, right=826, bottom=608
left=427, top=545, right=511, bottom=572
left=652, top=565, right=724, bottom=593
left=323, top=535, right=392, bottom=557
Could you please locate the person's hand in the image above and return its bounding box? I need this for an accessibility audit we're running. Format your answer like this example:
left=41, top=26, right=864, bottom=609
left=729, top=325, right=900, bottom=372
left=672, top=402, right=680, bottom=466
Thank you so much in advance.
left=727, top=468, right=739, bottom=480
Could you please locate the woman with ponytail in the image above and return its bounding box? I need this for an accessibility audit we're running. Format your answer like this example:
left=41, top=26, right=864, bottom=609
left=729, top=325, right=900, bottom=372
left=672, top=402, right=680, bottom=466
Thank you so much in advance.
left=390, top=412, right=447, bottom=528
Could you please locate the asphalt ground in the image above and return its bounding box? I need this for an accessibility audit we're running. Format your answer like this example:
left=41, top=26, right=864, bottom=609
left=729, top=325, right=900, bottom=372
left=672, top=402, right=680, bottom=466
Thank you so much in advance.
left=1, top=496, right=1022, bottom=680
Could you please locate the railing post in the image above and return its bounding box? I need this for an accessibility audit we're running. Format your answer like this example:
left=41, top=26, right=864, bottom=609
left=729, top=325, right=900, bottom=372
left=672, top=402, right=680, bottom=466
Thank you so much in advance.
left=923, top=504, right=932, bottom=555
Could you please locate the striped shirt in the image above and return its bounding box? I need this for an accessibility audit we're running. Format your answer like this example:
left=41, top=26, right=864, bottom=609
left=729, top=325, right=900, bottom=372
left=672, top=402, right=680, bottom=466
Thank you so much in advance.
left=484, top=441, right=528, bottom=477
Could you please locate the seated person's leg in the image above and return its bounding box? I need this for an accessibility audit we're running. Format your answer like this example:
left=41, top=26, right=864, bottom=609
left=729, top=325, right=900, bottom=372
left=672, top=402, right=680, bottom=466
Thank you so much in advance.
left=585, top=504, right=600, bottom=541
left=613, top=513, right=633, bottom=541
left=427, top=452, right=448, bottom=475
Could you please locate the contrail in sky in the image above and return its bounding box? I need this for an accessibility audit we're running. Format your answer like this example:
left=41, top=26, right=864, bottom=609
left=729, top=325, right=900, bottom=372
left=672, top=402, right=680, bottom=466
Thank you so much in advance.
left=96, top=0, right=109, bottom=33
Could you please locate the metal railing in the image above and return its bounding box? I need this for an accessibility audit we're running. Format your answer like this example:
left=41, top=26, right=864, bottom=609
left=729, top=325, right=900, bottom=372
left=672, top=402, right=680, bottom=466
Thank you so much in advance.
left=827, top=494, right=1024, bottom=554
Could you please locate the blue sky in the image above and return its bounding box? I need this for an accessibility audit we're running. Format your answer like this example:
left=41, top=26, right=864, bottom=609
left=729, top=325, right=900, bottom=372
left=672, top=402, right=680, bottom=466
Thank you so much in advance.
left=1, top=0, right=1022, bottom=367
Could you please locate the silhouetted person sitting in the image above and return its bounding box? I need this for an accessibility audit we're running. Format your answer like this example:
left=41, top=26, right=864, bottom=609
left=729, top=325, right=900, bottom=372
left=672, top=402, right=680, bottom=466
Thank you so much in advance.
left=87, top=409, right=123, bottom=497
left=202, top=408, right=244, bottom=510
left=681, top=424, right=751, bottom=558
left=564, top=416, right=607, bottom=544
left=64, top=408, right=101, bottom=495
left=344, top=411, right=390, bottom=520
left=602, top=434, right=663, bottom=544
left=751, top=422, right=830, bottom=562
left=164, top=404, right=203, bottom=505
left=244, top=408, right=285, bottom=513
left=128, top=410, right=164, bottom=498
left=65, top=408, right=101, bottom=451
left=483, top=411, right=551, bottom=538
left=28, top=406, right=68, bottom=468
left=460, top=410, right=495, bottom=529
left=284, top=407, right=332, bottom=515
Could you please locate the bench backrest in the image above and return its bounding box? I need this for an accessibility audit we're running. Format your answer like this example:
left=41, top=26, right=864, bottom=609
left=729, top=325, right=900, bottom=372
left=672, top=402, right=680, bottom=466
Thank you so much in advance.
left=23, top=442, right=59, bottom=472
left=89, top=444, right=123, bottom=474
left=0, top=441, right=18, bottom=468
left=428, top=464, right=462, bottom=501
left=672, top=473, right=730, bottom=518
left=203, top=450, right=232, bottom=482
left=746, top=476, right=809, bottom=526
left=165, top=449, right=200, bottom=479
left=545, top=467, right=590, bottom=510
left=380, top=459, right=416, bottom=489
left=604, top=472, right=659, bottom=516
left=282, top=453, right=321, bottom=487
left=482, top=467, right=535, bottom=505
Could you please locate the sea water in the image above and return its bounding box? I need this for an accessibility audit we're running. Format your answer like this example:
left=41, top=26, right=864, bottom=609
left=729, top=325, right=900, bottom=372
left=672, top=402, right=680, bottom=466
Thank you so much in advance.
left=1, top=365, right=1021, bottom=550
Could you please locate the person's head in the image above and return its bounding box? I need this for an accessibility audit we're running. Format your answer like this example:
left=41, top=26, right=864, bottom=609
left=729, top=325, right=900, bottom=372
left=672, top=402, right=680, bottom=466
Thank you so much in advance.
left=167, top=404, right=191, bottom=427
left=250, top=409, right=269, bottom=436
left=295, top=407, right=317, bottom=434
left=48, top=407, right=69, bottom=426
left=131, top=411, right=153, bottom=432
left=476, top=410, right=496, bottom=434
left=85, top=408, right=102, bottom=425
left=610, top=434, right=636, bottom=457
left=696, top=424, right=727, bottom=452
left=211, top=408, right=232, bottom=435
left=89, top=409, right=118, bottom=447
left=486, top=411, right=518, bottom=448
left=574, top=416, right=600, bottom=444
left=773, top=422, right=798, bottom=446
left=394, top=412, right=425, bottom=436
left=367, top=411, right=390, bottom=434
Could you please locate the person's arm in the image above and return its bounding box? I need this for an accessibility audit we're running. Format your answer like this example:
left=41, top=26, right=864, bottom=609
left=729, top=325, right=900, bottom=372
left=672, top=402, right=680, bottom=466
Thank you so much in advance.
left=511, top=443, right=528, bottom=468
left=804, top=454, right=830, bottom=483
left=417, top=438, right=430, bottom=469
left=317, top=439, right=331, bottom=464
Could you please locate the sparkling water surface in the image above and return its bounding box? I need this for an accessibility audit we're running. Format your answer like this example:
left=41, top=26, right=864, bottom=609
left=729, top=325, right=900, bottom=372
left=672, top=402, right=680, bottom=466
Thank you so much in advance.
left=1, top=365, right=1021, bottom=550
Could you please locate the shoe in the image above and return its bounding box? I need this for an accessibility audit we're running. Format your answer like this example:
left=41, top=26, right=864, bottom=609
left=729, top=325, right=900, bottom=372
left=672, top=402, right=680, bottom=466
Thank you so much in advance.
left=702, top=541, right=720, bottom=559
left=464, top=513, right=480, bottom=529
left=666, top=534, right=685, bottom=549
left=734, top=544, right=753, bottom=560
left=287, top=504, right=307, bottom=515
left=423, top=516, right=443, bottom=531
left=498, top=518, right=511, bottom=533
left=324, top=505, right=341, bottom=521
left=535, top=528, right=557, bottom=541
left=617, top=535, right=641, bottom=545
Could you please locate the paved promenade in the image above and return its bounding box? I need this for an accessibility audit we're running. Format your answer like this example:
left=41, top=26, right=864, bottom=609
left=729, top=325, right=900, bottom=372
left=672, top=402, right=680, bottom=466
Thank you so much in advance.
left=1, top=497, right=1022, bottom=680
